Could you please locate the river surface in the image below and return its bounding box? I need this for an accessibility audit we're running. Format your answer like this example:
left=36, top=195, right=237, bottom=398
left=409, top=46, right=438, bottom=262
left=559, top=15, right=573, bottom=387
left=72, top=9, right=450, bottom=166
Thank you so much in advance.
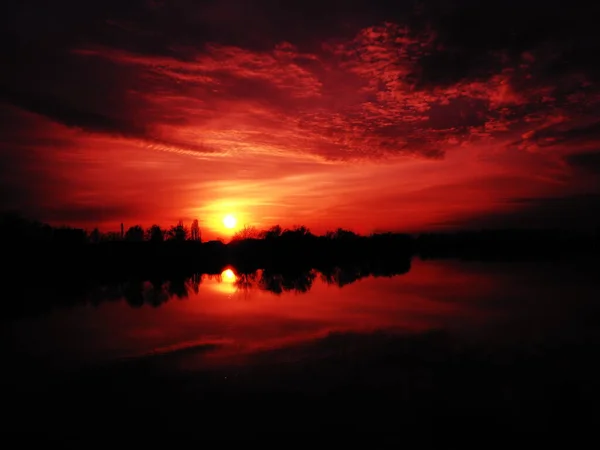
left=3, top=257, right=600, bottom=437
left=5, top=258, right=600, bottom=374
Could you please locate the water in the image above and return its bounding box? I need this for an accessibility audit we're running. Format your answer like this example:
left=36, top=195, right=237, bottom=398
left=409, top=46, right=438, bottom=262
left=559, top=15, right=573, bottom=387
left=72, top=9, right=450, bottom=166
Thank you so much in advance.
left=5, top=258, right=600, bottom=372
left=3, top=257, right=600, bottom=435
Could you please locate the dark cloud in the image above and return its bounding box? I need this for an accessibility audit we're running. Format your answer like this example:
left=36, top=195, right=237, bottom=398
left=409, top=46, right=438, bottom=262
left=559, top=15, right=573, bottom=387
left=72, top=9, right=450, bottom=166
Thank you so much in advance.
left=513, top=121, right=600, bottom=151
left=0, top=88, right=218, bottom=156
left=427, top=98, right=488, bottom=130
left=416, top=0, right=600, bottom=86
left=40, top=204, right=137, bottom=226
left=564, top=151, right=600, bottom=175
left=445, top=194, right=600, bottom=230
left=0, top=87, right=145, bottom=137
left=2, top=0, right=599, bottom=161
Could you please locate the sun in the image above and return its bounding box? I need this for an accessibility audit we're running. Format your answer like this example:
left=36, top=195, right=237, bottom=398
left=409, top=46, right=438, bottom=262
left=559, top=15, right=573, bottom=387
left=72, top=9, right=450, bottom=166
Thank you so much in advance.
left=223, top=214, right=237, bottom=229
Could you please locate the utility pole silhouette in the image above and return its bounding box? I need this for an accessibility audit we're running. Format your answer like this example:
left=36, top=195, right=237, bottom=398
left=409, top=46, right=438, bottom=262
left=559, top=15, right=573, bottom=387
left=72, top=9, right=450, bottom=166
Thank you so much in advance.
left=120, top=223, right=124, bottom=240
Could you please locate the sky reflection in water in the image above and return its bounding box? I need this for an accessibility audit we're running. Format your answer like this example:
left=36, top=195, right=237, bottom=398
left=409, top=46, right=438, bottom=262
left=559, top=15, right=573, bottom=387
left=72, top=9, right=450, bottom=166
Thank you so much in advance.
left=6, top=259, right=600, bottom=373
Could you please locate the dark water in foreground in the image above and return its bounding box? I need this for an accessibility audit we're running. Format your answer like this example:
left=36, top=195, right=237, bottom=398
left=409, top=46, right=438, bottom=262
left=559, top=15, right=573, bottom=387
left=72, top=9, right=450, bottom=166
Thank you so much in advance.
left=3, top=258, right=600, bottom=438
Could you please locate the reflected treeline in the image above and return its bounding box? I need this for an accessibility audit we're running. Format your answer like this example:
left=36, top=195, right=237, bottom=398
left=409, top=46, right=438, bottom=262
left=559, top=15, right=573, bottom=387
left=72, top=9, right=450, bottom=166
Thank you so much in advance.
left=88, top=274, right=201, bottom=308
left=1, top=259, right=411, bottom=321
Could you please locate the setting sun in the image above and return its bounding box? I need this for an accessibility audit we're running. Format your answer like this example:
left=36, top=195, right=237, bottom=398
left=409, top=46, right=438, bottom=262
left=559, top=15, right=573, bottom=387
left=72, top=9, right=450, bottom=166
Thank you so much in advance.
left=223, top=214, right=237, bottom=229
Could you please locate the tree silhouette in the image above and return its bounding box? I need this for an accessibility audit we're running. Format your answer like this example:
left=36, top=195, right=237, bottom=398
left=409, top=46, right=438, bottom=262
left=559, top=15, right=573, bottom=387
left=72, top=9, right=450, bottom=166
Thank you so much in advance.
left=190, top=219, right=201, bottom=241
left=189, top=272, right=202, bottom=294
left=144, top=280, right=170, bottom=307
left=125, top=225, right=145, bottom=242
left=89, top=228, right=101, bottom=243
left=53, top=226, right=87, bottom=245
left=232, top=224, right=260, bottom=241
left=123, top=281, right=144, bottom=308
left=261, top=225, right=282, bottom=240
left=167, top=277, right=189, bottom=299
left=100, top=231, right=121, bottom=242
left=256, top=269, right=316, bottom=294
left=282, top=225, right=313, bottom=239
left=326, top=228, right=358, bottom=241
left=147, top=224, right=165, bottom=243
left=167, top=220, right=188, bottom=242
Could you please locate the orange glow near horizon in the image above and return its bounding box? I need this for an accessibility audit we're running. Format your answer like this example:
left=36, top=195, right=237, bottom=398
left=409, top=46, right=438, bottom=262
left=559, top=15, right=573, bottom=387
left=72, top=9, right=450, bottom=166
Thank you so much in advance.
left=6, top=120, right=594, bottom=241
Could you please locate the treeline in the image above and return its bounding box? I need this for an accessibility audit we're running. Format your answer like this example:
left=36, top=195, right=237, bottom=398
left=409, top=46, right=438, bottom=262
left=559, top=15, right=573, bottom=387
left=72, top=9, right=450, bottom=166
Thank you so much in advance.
left=0, top=212, right=406, bottom=246
left=0, top=212, right=414, bottom=272
left=2, top=212, right=599, bottom=275
left=0, top=213, right=201, bottom=244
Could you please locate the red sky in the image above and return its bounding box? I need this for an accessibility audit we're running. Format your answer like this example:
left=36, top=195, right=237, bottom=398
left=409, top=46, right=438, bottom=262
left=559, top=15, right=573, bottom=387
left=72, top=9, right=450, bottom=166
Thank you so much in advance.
left=2, top=0, right=600, bottom=240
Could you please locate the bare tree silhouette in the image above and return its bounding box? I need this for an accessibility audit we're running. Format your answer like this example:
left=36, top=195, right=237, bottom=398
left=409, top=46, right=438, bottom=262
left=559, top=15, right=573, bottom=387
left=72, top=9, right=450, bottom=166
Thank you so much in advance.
left=191, top=219, right=201, bottom=241
left=167, top=220, right=188, bottom=242
left=232, top=224, right=260, bottom=241
left=281, top=225, right=313, bottom=239
left=326, top=228, right=358, bottom=241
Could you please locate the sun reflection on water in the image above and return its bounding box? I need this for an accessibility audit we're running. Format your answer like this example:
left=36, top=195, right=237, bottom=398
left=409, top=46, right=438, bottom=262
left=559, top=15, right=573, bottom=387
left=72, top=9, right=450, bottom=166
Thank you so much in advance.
left=222, top=268, right=237, bottom=283
left=205, top=267, right=238, bottom=295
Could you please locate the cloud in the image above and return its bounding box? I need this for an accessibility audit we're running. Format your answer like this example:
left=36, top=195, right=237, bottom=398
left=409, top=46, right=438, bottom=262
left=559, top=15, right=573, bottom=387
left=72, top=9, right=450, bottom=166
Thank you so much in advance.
left=2, top=0, right=600, bottom=231
left=512, top=119, right=600, bottom=153
left=0, top=88, right=223, bottom=158
left=564, top=151, right=600, bottom=175
left=3, top=1, right=599, bottom=163
left=443, top=194, right=600, bottom=230
left=0, top=87, right=144, bottom=136
left=40, top=205, right=136, bottom=226
left=61, top=10, right=598, bottom=161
